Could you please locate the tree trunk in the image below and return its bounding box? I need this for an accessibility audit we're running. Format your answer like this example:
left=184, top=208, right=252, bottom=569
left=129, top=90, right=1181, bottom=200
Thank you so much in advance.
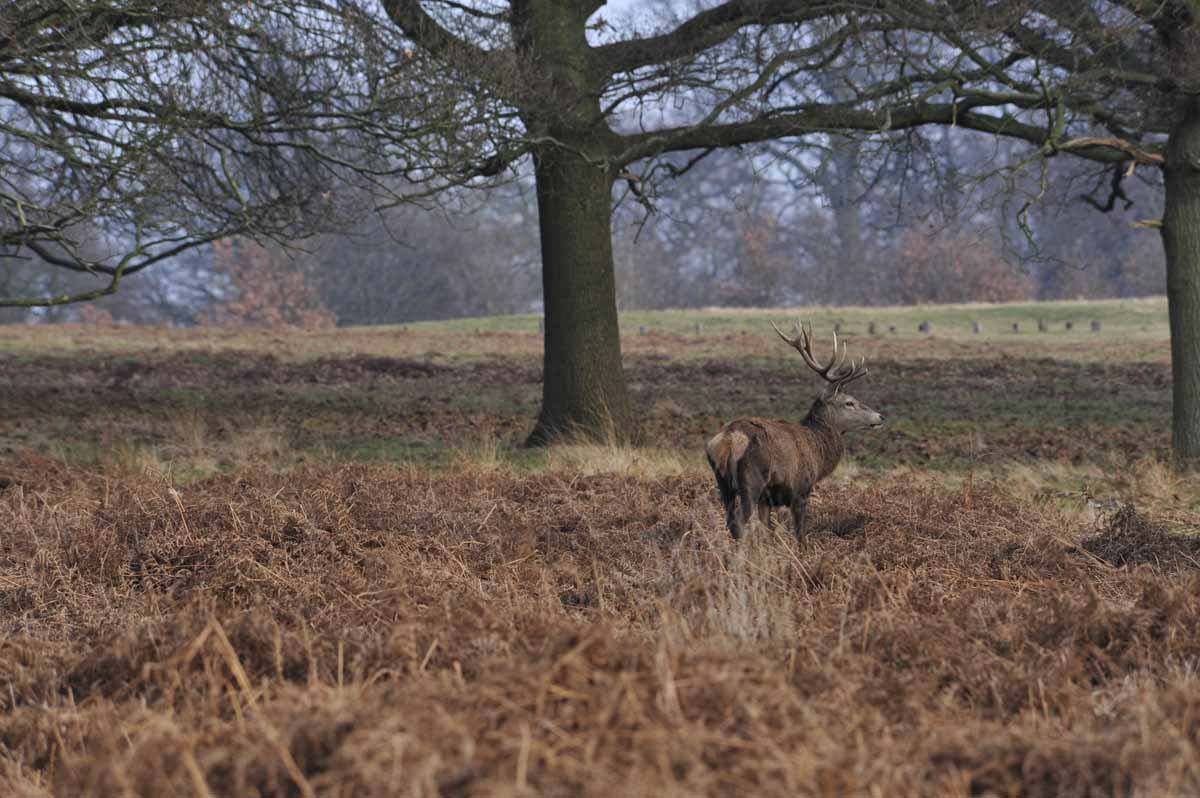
left=1161, top=93, right=1200, bottom=467
left=526, top=147, right=635, bottom=446
left=828, top=139, right=866, bottom=304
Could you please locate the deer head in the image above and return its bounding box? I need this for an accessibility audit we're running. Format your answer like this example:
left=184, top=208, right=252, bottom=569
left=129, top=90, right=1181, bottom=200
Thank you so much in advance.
left=771, top=320, right=884, bottom=432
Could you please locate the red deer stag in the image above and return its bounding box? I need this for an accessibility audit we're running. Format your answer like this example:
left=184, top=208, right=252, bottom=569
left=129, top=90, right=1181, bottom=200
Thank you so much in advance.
left=706, top=321, right=884, bottom=542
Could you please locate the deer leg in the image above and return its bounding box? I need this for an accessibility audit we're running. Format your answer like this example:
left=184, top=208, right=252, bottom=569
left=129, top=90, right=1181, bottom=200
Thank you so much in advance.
left=790, top=495, right=809, bottom=544
left=721, top=486, right=743, bottom=541
left=757, top=502, right=770, bottom=530
left=736, top=469, right=763, bottom=539
left=710, top=475, right=739, bottom=537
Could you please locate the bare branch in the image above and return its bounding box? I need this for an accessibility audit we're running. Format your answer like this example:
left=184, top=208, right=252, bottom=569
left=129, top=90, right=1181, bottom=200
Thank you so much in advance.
left=617, top=98, right=1164, bottom=168
left=380, top=0, right=494, bottom=62
left=593, top=1, right=845, bottom=76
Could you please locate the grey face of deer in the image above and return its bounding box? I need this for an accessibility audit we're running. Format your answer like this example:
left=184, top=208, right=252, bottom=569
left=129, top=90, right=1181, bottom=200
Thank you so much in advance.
left=812, top=389, right=884, bottom=432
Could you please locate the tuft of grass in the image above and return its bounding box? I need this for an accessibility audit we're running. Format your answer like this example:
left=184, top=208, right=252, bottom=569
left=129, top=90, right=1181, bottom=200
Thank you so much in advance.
left=225, top=423, right=290, bottom=467
left=546, top=441, right=700, bottom=477
left=958, top=456, right=1200, bottom=521
left=168, top=409, right=210, bottom=454
left=659, top=520, right=800, bottom=646
left=98, top=438, right=170, bottom=478
left=450, top=423, right=507, bottom=470
left=54, top=418, right=298, bottom=484
left=1117, top=456, right=1191, bottom=504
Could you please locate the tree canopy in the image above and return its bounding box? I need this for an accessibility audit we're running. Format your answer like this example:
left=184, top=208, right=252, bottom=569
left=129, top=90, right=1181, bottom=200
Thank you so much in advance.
left=0, top=1, right=441, bottom=307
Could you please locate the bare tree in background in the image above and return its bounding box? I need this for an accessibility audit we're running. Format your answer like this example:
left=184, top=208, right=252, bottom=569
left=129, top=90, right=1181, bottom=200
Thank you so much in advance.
left=305, top=184, right=541, bottom=324
left=891, top=229, right=1034, bottom=304
left=611, top=150, right=801, bottom=309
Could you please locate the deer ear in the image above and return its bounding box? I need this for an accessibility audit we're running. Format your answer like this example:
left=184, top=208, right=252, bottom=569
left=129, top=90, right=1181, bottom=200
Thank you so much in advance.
left=821, top=383, right=841, bottom=399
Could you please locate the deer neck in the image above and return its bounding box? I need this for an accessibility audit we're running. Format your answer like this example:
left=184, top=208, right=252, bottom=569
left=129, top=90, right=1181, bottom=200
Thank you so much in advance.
left=802, top=405, right=845, bottom=477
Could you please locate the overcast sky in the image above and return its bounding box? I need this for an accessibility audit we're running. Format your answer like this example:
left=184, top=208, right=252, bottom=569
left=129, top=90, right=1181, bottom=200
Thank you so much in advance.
left=588, top=0, right=692, bottom=43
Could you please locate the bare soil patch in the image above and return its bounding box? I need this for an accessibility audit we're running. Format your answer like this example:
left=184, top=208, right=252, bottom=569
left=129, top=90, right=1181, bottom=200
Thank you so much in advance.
left=0, top=343, right=1171, bottom=468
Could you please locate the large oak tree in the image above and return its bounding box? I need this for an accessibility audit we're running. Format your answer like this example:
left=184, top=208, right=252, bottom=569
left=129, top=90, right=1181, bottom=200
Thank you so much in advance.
left=376, top=1, right=1198, bottom=457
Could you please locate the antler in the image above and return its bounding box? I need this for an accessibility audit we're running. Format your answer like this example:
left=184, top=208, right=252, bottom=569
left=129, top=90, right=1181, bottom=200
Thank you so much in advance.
left=770, top=320, right=868, bottom=391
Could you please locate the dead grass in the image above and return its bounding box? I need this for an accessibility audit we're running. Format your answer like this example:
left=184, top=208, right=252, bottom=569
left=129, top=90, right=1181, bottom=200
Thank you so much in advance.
left=948, top=456, right=1200, bottom=528
left=545, top=442, right=697, bottom=478
left=83, top=417, right=294, bottom=481
left=2, top=457, right=1200, bottom=796
left=1, top=320, right=1174, bottom=477
left=0, top=313, right=1191, bottom=795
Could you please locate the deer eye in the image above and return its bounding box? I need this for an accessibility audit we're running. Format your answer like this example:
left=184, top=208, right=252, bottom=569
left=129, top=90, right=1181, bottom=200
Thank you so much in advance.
left=845, top=400, right=855, bottom=407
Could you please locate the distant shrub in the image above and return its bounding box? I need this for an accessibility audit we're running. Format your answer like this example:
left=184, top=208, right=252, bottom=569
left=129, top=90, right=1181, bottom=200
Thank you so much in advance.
left=891, top=230, right=1034, bottom=304
left=206, top=238, right=335, bottom=329
left=76, top=304, right=117, bottom=326
left=721, top=213, right=794, bottom=307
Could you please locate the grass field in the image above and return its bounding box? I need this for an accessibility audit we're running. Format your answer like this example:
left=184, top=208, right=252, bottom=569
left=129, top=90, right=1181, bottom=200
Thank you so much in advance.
left=2, top=297, right=1199, bottom=796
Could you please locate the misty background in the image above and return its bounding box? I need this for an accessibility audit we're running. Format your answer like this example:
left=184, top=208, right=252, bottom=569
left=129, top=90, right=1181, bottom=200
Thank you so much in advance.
left=0, top=0, right=1167, bottom=328
left=1, top=127, right=1164, bottom=328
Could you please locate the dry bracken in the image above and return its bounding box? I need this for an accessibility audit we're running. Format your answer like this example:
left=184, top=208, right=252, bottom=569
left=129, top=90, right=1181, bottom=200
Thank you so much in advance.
left=2, top=456, right=1199, bottom=797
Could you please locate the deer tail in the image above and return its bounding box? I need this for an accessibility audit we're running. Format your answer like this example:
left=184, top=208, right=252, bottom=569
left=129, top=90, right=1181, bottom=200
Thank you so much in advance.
left=706, top=429, right=751, bottom=492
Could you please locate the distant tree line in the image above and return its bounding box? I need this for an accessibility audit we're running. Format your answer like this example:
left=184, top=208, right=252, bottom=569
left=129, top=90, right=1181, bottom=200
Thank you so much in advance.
left=6, top=134, right=1164, bottom=328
